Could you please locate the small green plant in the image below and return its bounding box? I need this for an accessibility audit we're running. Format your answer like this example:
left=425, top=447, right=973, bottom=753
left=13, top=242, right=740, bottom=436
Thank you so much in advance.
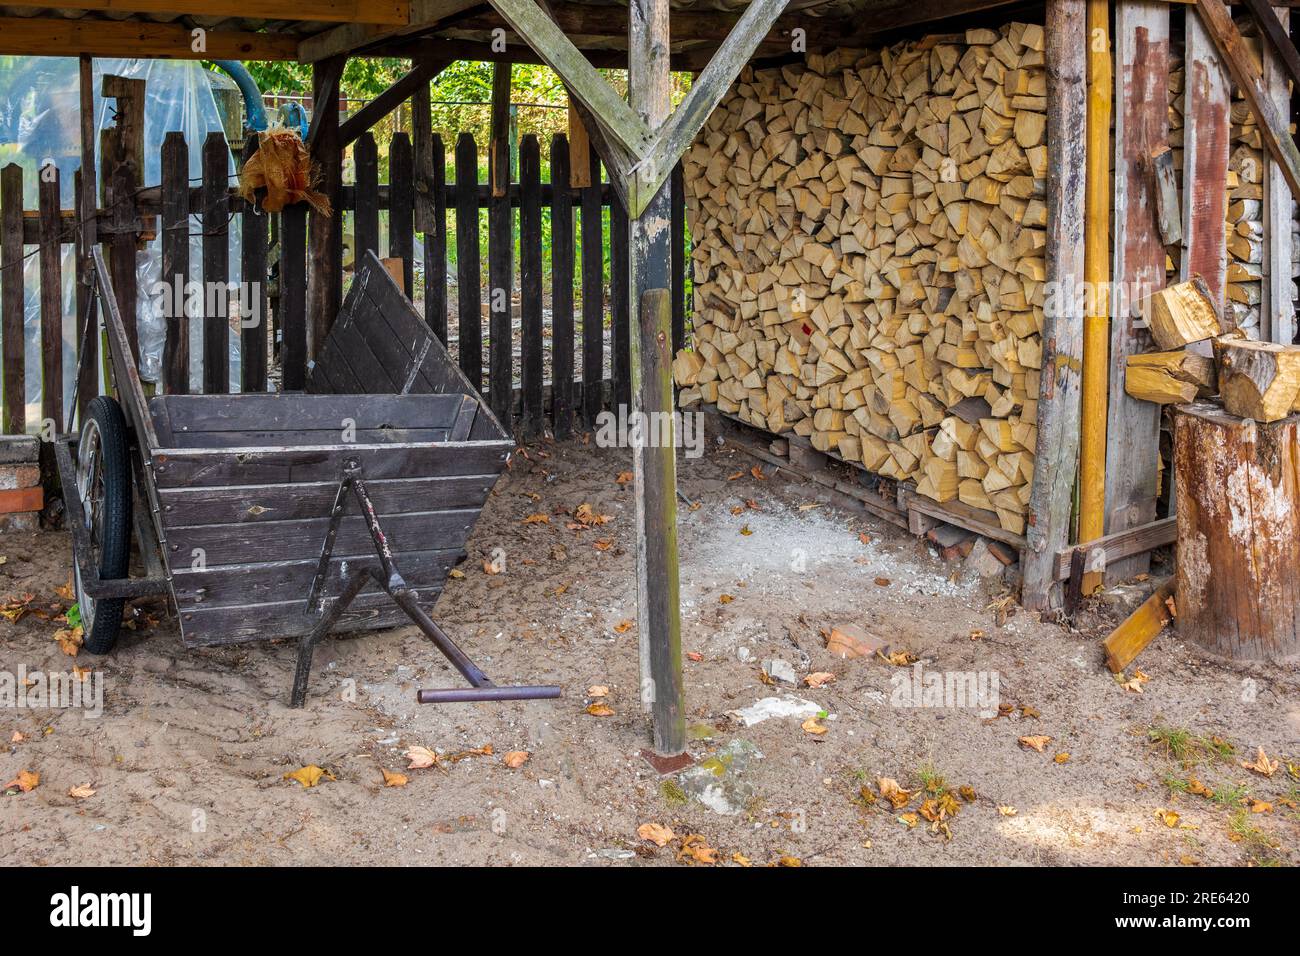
left=1148, top=724, right=1200, bottom=762
left=1162, top=775, right=1191, bottom=795
left=1211, top=783, right=1249, bottom=808
left=917, top=762, right=948, bottom=796
left=660, top=778, right=687, bottom=807
left=1200, top=735, right=1237, bottom=762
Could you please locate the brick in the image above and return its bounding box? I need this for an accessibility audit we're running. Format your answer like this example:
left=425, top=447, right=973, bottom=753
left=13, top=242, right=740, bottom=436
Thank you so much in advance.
left=0, top=487, right=43, bottom=515
left=0, top=464, right=40, bottom=491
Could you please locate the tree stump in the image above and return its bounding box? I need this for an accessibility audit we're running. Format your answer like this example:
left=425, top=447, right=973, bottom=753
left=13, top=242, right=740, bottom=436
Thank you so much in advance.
left=1174, top=402, right=1300, bottom=660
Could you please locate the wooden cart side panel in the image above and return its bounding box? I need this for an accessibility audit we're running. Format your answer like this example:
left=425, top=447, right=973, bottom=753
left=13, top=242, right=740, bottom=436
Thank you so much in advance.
left=155, top=393, right=468, bottom=433
left=151, top=441, right=512, bottom=488
left=178, top=587, right=445, bottom=647
left=171, top=548, right=462, bottom=609
left=93, top=248, right=159, bottom=450
left=164, top=507, right=481, bottom=567
left=157, top=474, right=496, bottom=525
left=160, top=426, right=457, bottom=448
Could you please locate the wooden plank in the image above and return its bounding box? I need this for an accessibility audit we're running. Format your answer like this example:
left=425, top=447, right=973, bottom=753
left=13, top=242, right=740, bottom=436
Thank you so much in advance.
left=153, top=440, right=510, bottom=488
left=1195, top=0, right=1300, bottom=203
left=75, top=55, right=97, bottom=425
left=610, top=185, right=630, bottom=410
left=1243, top=0, right=1300, bottom=87
left=279, top=204, right=308, bottom=391
left=1261, top=6, right=1295, bottom=342
left=157, top=392, right=466, bottom=432
left=176, top=589, right=439, bottom=646
left=455, top=133, right=483, bottom=392
left=298, top=0, right=479, bottom=62
left=426, top=132, right=449, bottom=345
left=338, top=59, right=448, bottom=148
left=92, top=249, right=159, bottom=450
left=550, top=133, right=576, bottom=440
left=1179, top=11, right=1231, bottom=310
left=1104, top=0, right=1169, bottom=584
left=0, top=164, right=23, bottom=435
left=161, top=132, right=190, bottom=395
left=0, top=17, right=300, bottom=60
left=670, top=161, right=686, bottom=355
left=241, top=135, right=269, bottom=395
left=1103, top=577, right=1175, bottom=672
left=38, top=164, right=63, bottom=439
left=202, top=132, right=230, bottom=395
left=488, top=68, right=514, bottom=430
left=520, top=134, right=545, bottom=439
left=580, top=145, right=605, bottom=428
left=307, top=56, right=344, bottom=361
left=1022, top=0, right=1088, bottom=608
left=52, top=1, right=410, bottom=24
left=1055, top=515, right=1177, bottom=580
left=568, top=99, right=592, bottom=189
left=354, top=131, right=380, bottom=263
left=389, top=132, right=415, bottom=296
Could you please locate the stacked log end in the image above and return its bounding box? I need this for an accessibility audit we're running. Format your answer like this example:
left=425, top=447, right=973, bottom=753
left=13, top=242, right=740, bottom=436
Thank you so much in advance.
left=675, top=22, right=1049, bottom=536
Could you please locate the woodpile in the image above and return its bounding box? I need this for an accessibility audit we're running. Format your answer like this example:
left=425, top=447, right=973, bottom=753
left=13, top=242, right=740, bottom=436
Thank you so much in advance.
left=675, top=23, right=1049, bottom=535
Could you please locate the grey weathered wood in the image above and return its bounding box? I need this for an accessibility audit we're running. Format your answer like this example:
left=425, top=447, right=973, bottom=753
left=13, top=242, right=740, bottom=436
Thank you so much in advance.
left=1022, top=0, right=1087, bottom=609
left=427, top=132, right=449, bottom=344
left=161, top=132, right=190, bottom=394
left=389, top=131, right=415, bottom=294
left=0, top=164, right=19, bottom=434
left=454, top=133, right=482, bottom=390
left=241, top=134, right=269, bottom=394
left=177, top=589, right=440, bottom=647
left=76, top=54, right=97, bottom=423
left=550, top=133, right=576, bottom=439
left=279, top=203, right=308, bottom=390
left=354, top=131, right=380, bottom=261
left=92, top=248, right=159, bottom=450
left=580, top=145, right=605, bottom=428
left=306, top=55, right=345, bottom=359
left=37, top=165, right=63, bottom=443
left=156, top=392, right=468, bottom=433
left=1261, top=6, right=1294, bottom=343
left=488, top=64, right=514, bottom=430
left=202, top=131, right=230, bottom=394
left=1104, top=0, right=1169, bottom=583
left=520, top=134, right=544, bottom=438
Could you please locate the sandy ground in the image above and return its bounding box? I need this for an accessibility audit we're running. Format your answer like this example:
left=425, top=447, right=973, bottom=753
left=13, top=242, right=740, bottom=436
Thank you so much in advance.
left=1, top=435, right=1297, bottom=867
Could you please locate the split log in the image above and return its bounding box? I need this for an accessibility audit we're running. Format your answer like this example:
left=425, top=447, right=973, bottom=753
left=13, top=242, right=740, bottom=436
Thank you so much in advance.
left=1173, top=402, right=1300, bottom=660
left=1124, top=349, right=1216, bottom=404
left=1139, top=276, right=1223, bottom=349
left=1213, top=336, right=1300, bottom=422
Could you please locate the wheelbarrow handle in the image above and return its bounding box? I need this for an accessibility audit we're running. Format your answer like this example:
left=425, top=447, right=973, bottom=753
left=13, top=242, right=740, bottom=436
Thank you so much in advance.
left=416, top=686, right=562, bottom=704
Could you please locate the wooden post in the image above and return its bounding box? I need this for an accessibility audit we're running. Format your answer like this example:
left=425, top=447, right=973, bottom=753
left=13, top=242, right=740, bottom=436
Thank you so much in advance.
left=454, top=133, right=482, bottom=391
left=76, top=54, right=98, bottom=423
left=354, top=131, right=380, bottom=261
left=100, top=75, right=145, bottom=365
left=1262, top=7, right=1294, bottom=343
left=1105, top=1, right=1169, bottom=583
left=1173, top=403, right=1300, bottom=660
left=389, top=131, right=415, bottom=295
left=519, top=134, right=544, bottom=438
left=488, top=63, right=514, bottom=431
left=551, top=133, right=576, bottom=439
left=628, top=0, right=684, bottom=755
left=0, top=164, right=22, bottom=435
left=161, top=132, right=190, bottom=395
left=1022, top=0, right=1088, bottom=610
left=1077, top=0, right=1112, bottom=597
left=241, top=134, right=269, bottom=394
left=580, top=145, right=604, bottom=427
left=38, top=164, right=63, bottom=447
left=202, top=131, right=229, bottom=394
left=307, top=55, right=344, bottom=359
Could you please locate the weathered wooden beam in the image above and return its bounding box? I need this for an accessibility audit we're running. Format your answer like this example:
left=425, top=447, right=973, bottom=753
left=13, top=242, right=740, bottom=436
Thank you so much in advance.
left=483, top=0, right=654, bottom=159
left=629, top=0, right=790, bottom=216
left=338, top=59, right=449, bottom=148
left=75, top=54, right=98, bottom=425
left=306, top=56, right=345, bottom=359
left=1261, top=7, right=1295, bottom=343
left=0, top=16, right=299, bottom=59
left=1194, top=0, right=1300, bottom=203
left=1104, top=1, right=1169, bottom=584
left=1243, top=0, right=1300, bottom=88
left=1102, top=577, right=1174, bottom=672
left=1022, top=0, right=1087, bottom=610
left=298, top=0, right=479, bottom=61
left=1056, top=515, right=1177, bottom=580
left=51, top=0, right=410, bottom=24
left=1179, top=11, right=1230, bottom=309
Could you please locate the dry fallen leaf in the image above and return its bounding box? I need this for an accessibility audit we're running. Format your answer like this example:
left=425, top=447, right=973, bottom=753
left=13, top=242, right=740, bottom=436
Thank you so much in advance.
left=873, top=577, right=891, bottom=587
left=448, top=568, right=465, bottom=579
left=1247, top=798, right=1273, bottom=813
left=676, top=834, right=719, bottom=864
left=878, top=649, right=917, bottom=667
left=55, top=582, right=75, bottom=601
left=898, top=812, right=919, bottom=828
left=1242, top=746, right=1279, bottom=777
left=1156, top=808, right=1180, bottom=828
left=800, top=717, right=827, bottom=736
left=1018, top=735, right=1052, bottom=753
left=10, top=731, right=24, bottom=743
left=637, top=822, right=675, bottom=847
left=615, top=471, right=633, bottom=486
left=573, top=503, right=613, bottom=527
left=67, top=784, right=96, bottom=799
left=878, top=777, right=912, bottom=809
left=731, top=851, right=752, bottom=867
left=958, top=785, right=977, bottom=802
left=719, top=594, right=734, bottom=604
left=997, top=805, right=1018, bottom=817
left=803, top=672, right=836, bottom=688
left=739, top=524, right=753, bottom=536
left=750, top=465, right=766, bottom=480
left=381, top=768, right=409, bottom=788
left=858, top=532, right=872, bottom=545
left=283, top=765, right=333, bottom=788
left=1054, top=752, right=1071, bottom=764
left=405, top=746, right=441, bottom=770
left=482, top=559, right=502, bottom=575
left=686, top=651, right=703, bottom=662
left=726, top=471, right=744, bottom=481
left=53, top=626, right=83, bottom=657
left=503, top=751, right=530, bottom=769
left=613, top=619, right=634, bottom=634
left=586, top=703, right=615, bottom=717
left=521, top=513, right=550, bottom=525
left=593, top=538, right=615, bottom=551
left=586, top=685, right=610, bottom=698
left=5, top=769, right=39, bottom=793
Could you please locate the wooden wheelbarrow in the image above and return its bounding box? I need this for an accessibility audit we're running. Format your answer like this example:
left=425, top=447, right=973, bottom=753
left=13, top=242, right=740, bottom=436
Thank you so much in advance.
left=56, top=247, right=559, bottom=707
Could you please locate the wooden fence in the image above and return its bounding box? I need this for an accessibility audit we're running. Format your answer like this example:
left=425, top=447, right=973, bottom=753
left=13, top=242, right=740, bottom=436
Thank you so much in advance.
left=0, top=128, right=689, bottom=444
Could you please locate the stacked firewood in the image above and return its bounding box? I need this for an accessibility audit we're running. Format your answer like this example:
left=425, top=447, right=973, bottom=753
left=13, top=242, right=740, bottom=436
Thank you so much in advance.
left=674, top=23, right=1048, bottom=535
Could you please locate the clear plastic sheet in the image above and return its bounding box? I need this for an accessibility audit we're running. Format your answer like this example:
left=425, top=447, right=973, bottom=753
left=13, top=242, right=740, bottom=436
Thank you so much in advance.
left=0, top=56, right=241, bottom=423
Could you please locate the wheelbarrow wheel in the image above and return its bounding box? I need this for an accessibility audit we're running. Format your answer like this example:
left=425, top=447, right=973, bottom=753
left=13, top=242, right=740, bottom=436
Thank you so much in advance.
left=73, top=395, right=134, bottom=655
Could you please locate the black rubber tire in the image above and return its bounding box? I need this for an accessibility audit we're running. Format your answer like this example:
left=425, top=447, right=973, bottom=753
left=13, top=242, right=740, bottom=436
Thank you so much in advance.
left=77, top=395, right=133, bottom=655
